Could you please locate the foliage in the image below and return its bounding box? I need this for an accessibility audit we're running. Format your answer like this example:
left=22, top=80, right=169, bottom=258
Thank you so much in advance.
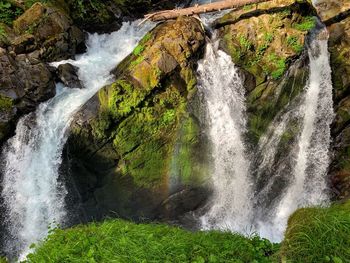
left=0, top=0, right=23, bottom=25
left=0, top=24, right=7, bottom=41
left=280, top=201, right=350, bottom=262
left=0, top=94, right=13, bottom=111
left=287, top=36, right=304, bottom=54
left=25, top=219, right=279, bottom=263
left=293, top=16, right=316, bottom=31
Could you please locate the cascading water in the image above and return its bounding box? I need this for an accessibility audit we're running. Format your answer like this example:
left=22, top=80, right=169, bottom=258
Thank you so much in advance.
left=198, top=39, right=253, bottom=232
left=198, top=22, right=333, bottom=241
left=256, top=26, right=333, bottom=241
left=1, top=21, right=153, bottom=260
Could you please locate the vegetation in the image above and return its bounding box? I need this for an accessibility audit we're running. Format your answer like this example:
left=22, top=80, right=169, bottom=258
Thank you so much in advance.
left=0, top=0, right=23, bottom=25
left=281, top=201, right=350, bottom=262
left=293, top=16, right=316, bottom=31
left=0, top=94, right=13, bottom=111
left=25, top=219, right=279, bottom=263
left=287, top=36, right=304, bottom=54
left=23, top=201, right=350, bottom=263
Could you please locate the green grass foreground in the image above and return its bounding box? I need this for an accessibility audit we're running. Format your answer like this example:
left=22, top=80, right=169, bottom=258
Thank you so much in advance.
left=25, top=220, right=278, bottom=263
left=20, top=201, right=350, bottom=263
left=281, top=201, right=350, bottom=263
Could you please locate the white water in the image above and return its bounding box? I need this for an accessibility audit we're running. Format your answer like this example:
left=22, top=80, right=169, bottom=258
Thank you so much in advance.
left=198, top=40, right=253, bottom=232
left=261, top=28, right=333, bottom=241
left=1, top=21, right=153, bottom=260
left=200, top=27, right=333, bottom=241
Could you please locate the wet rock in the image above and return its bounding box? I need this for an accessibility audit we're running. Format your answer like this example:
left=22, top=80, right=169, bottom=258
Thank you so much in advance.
left=57, top=63, right=83, bottom=89
left=64, top=17, right=208, bottom=222
left=0, top=47, right=55, bottom=143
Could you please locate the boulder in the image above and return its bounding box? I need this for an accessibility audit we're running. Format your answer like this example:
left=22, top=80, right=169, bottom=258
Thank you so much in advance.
left=11, top=2, right=85, bottom=62
left=64, top=16, right=209, bottom=222
left=56, top=63, right=83, bottom=89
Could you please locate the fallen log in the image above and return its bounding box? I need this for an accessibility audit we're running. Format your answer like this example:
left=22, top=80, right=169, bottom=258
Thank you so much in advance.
left=144, top=0, right=272, bottom=22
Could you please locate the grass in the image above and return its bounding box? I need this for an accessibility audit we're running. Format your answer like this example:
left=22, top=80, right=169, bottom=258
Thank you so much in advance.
left=22, top=200, right=350, bottom=263
left=25, top=220, right=279, bottom=263
left=280, top=201, right=350, bottom=262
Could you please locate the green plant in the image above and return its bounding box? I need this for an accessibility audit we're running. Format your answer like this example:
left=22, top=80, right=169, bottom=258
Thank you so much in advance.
left=238, top=35, right=252, bottom=51
left=25, top=219, right=279, bottom=263
left=133, top=44, right=145, bottom=56
left=0, top=1, right=23, bottom=25
left=266, top=54, right=287, bottom=79
left=0, top=24, right=7, bottom=41
left=280, top=201, right=350, bottom=262
left=293, top=16, right=316, bottom=31
left=287, top=36, right=303, bottom=53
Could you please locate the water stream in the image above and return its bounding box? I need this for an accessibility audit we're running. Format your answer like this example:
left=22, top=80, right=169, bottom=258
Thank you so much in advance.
left=1, top=21, right=153, bottom=260
left=198, top=25, right=333, bottom=241
left=198, top=39, right=253, bottom=232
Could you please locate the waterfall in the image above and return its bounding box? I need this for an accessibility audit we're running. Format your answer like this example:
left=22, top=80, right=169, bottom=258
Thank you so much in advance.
left=1, top=21, right=153, bottom=260
left=198, top=39, right=253, bottom=232
left=198, top=24, right=333, bottom=241
left=256, top=26, right=333, bottom=241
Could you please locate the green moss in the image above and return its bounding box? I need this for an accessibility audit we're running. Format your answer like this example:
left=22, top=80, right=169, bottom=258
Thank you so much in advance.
left=133, top=44, right=145, bottom=56
left=293, top=16, right=316, bottom=31
left=287, top=36, right=304, bottom=54
left=170, top=116, right=206, bottom=185
left=281, top=201, right=350, bottom=262
left=25, top=219, right=279, bottom=263
left=0, top=24, right=7, bottom=42
left=266, top=54, right=287, bottom=80
left=129, top=55, right=145, bottom=69
left=0, top=94, right=13, bottom=111
left=238, top=34, right=252, bottom=51
left=110, top=83, right=186, bottom=188
left=247, top=64, right=306, bottom=143
left=242, top=4, right=253, bottom=11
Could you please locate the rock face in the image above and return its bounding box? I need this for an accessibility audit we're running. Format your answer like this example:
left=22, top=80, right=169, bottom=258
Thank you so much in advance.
left=326, top=8, right=350, bottom=200
left=61, top=0, right=189, bottom=33
left=0, top=2, right=85, bottom=144
left=65, top=17, right=209, bottom=221
left=216, top=0, right=315, bottom=144
left=11, top=2, right=85, bottom=62
left=0, top=47, right=55, bottom=143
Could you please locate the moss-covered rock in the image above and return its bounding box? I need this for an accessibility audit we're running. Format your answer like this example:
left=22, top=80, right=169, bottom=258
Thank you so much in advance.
left=65, top=16, right=208, bottom=221
left=216, top=0, right=315, bottom=144
left=10, top=2, right=85, bottom=61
